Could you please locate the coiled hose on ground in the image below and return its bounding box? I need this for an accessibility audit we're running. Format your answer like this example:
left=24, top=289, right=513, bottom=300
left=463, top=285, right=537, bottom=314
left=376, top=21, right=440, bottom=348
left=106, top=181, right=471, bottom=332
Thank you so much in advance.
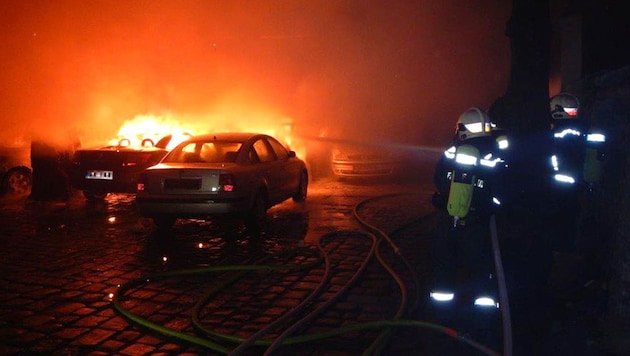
left=112, top=193, right=508, bottom=356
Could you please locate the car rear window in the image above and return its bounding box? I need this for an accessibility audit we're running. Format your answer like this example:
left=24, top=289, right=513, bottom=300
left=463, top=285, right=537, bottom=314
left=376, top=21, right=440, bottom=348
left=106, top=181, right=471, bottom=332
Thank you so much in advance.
left=164, top=141, right=242, bottom=163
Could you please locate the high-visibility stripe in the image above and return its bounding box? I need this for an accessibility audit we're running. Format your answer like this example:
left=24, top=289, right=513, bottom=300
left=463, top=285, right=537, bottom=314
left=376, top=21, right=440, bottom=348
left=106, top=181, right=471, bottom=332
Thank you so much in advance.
left=554, top=174, right=576, bottom=184
left=586, top=133, right=606, bottom=142
left=430, top=291, right=455, bottom=302
left=554, top=128, right=581, bottom=138
left=474, top=296, right=499, bottom=308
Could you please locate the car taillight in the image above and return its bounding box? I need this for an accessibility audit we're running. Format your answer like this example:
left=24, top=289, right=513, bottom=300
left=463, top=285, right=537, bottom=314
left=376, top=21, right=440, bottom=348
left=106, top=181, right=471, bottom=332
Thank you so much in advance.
left=137, top=173, right=147, bottom=191
left=219, top=173, right=235, bottom=192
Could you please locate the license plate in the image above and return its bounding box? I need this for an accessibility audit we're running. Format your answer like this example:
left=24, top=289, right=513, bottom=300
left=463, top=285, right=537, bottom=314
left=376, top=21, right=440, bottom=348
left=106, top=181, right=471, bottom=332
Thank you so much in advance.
left=86, top=170, right=113, bottom=180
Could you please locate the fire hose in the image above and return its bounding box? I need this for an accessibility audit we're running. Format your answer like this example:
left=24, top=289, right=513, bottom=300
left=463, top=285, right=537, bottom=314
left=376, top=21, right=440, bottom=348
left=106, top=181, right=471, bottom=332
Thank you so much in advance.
left=490, top=214, right=513, bottom=356
left=111, top=193, right=504, bottom=356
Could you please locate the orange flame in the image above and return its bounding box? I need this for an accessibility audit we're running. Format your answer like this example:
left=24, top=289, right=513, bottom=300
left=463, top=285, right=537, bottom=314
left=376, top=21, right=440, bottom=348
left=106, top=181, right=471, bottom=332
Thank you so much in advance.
left=108, top=113, right=305, bottom=159
left=108, top=114, right=196, bottom=150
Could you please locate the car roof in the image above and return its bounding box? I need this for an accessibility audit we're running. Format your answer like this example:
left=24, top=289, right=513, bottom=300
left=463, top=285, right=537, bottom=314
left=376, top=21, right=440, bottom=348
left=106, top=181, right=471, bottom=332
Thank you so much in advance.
left=183, top=132, right=268, bottom=143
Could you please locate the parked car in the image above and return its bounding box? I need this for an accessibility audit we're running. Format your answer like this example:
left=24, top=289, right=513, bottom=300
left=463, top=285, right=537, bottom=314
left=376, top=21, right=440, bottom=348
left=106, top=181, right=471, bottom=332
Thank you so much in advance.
left=330, top=143, right=403, bottom=180
left=136, top=132, right=309, bottom=232
left=0, top=144, right=32, bottom=196
left=69, top=136, right=173, bottom=201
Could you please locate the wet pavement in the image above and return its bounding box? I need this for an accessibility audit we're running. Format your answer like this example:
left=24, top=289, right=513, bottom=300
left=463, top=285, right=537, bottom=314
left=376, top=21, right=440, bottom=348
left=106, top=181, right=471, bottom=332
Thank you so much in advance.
left=0, top=175, right=614, bottom=355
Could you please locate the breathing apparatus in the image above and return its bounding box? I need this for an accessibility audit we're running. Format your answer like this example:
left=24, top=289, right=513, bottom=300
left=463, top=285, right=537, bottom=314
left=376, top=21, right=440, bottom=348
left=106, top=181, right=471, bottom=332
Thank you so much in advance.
left=447, top=144, right=481, bottom=226
left=583, top=131, right=606, bottom=185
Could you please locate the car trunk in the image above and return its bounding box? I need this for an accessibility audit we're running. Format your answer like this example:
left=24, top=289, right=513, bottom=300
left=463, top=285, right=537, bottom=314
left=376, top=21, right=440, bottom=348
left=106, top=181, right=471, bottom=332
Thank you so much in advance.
left=144, top=165, right=230, bottom=194
left=70, top=148, right=167, bottom=192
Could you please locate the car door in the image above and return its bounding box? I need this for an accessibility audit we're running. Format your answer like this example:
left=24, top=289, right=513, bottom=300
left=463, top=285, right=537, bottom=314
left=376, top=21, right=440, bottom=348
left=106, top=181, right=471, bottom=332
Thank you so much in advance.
left=251, top=138, right=289, bottom=204
left=266, top=137, right=300, bottom=197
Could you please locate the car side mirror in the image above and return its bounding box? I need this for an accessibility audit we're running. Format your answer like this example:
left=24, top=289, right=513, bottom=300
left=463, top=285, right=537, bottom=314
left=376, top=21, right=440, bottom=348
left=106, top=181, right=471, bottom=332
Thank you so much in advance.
left=288, top=151, right=296, bottom=158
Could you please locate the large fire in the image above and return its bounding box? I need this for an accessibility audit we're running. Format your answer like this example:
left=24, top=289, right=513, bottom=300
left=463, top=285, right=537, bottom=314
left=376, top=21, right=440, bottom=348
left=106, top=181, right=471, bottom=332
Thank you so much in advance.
left=108, top=115, right=195, bottom=150
left=108, top=114, right=306, bottom=160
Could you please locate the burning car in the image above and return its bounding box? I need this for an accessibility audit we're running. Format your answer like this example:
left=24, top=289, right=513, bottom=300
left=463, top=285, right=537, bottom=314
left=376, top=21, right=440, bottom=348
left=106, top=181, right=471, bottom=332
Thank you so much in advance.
left=69, top=136, right=174, bottom=201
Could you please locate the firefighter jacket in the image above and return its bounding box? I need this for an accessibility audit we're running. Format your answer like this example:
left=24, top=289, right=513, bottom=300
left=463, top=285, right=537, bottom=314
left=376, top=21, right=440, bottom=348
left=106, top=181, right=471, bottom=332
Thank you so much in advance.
left=550, top=121, right=607, bottom=189
left=432, top=131, right=509, bottom=221
left=496, top=130, right=558, bottom=215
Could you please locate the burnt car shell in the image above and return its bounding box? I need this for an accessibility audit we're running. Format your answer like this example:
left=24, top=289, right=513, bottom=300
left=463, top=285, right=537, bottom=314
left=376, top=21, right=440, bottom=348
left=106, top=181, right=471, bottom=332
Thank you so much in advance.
left=70, top=138, right=170, bottom=200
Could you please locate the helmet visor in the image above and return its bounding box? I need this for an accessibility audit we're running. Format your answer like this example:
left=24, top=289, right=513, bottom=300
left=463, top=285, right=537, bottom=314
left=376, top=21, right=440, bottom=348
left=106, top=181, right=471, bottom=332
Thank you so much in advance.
left=553, top=105, right=578, bottom=118
left=563, top=107, right=578, bottom=117
left=462, top=122, right=492, bottom=134
left=464, top=122, right=483, bottom=133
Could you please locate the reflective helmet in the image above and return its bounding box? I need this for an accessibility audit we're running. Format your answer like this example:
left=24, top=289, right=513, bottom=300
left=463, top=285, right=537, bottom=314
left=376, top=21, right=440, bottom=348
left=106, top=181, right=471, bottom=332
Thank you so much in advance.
left=550, top=93, right=580, bottom=120
left=456, top=107, right=493, bottom=140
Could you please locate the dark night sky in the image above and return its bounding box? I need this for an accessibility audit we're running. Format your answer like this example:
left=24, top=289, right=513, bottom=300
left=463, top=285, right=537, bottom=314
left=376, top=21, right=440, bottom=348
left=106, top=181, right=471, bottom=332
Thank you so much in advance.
left=0, top=1, right=511, bottom=149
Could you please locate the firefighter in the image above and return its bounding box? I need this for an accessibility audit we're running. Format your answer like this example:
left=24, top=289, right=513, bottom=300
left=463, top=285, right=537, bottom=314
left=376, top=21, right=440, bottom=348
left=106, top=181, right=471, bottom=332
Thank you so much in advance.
left=549, top=93, right=608, bottom=292
left=496, top=94, right=608, bottom=354
left=428, top=107, right=508, bottom=335
left=548, top=92, right=607, bottom=253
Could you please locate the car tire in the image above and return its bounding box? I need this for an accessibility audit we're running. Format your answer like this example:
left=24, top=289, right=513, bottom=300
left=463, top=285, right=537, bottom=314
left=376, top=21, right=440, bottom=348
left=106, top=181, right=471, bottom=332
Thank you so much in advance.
left=245, top=192, right=267, bottom=235
left=3, top=167, right=32, bottom=196
left=83, top=191, right=108, bottom=202
left=153, top=216, right=176, bottom=230
left=292, top=170, right=308, bottom=202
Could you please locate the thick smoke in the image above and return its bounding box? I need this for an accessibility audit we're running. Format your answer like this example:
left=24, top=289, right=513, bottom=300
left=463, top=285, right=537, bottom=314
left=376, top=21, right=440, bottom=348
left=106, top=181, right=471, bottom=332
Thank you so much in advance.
left=0, top=0, right=510, bottom=150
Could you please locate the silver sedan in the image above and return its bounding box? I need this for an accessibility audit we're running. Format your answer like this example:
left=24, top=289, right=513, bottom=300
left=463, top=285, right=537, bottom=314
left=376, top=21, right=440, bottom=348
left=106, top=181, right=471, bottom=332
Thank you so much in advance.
left=136, top=132, right=308, bottom=233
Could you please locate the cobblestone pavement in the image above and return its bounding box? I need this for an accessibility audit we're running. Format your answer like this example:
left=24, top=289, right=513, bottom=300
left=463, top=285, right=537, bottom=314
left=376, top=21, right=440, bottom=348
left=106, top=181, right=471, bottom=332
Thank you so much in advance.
left=0, top=176, right=446, bottom=356
left=0, top=175, right=611, bottom=356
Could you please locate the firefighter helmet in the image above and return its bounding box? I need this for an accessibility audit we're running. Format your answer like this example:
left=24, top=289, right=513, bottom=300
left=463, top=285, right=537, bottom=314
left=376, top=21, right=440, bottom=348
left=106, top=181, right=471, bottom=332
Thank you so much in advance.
left=456, top=107, right=492, bottom=140
left=550, top=93, right=580, bottom=120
